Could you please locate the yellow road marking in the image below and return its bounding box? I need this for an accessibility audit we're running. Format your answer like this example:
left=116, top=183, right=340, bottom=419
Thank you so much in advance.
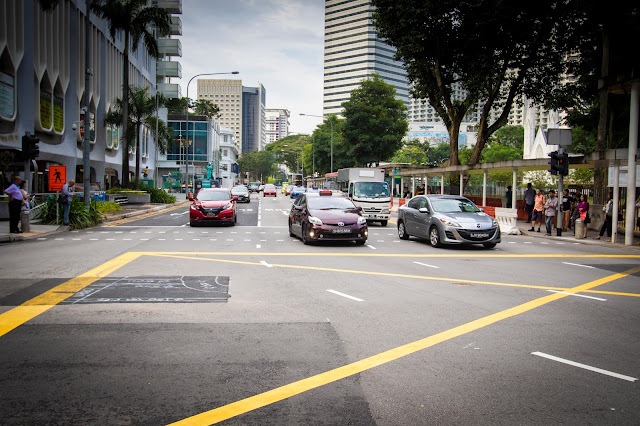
left=104, top=202, right=189, bottom=226
left=0, top=252, right=141, bottom=338
left=168, top=265, right=640, bottom=425
left=150, top=253, right=569, bottom=292
left=388, top=219, right=397, bottom=225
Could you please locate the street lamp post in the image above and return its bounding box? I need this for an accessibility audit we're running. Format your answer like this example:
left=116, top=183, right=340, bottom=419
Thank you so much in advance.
left=184, top=71, right=238, bottom=198
left=299, top=113, right=332, bottom=173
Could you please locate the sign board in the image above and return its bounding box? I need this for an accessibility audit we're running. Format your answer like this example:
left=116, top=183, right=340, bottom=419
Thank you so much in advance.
left=49, top=165, right=66, bottom=191
left=201, top=179, right=212, bottom=188
left=546, top=128, right=572, bottom=146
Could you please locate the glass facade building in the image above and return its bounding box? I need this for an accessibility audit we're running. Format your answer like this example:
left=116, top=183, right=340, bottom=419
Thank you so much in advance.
left=167, top=120, right=209, bottom=163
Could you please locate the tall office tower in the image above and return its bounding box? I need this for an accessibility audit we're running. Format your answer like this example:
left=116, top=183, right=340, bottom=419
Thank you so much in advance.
left=197, top=79, right=243, bottom=150
left=242, top=84, right=267, bottom=152
left=323, top=0, right=410, bottom=116
left=154, top=0, right=182, bottom=99
left=265, top=109, right=290, bottom=144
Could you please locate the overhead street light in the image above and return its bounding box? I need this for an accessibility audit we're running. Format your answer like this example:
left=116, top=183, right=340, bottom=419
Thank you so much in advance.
left=299, top=113, right=333, bottom=173
left=184, top=71, right=239, bottom=198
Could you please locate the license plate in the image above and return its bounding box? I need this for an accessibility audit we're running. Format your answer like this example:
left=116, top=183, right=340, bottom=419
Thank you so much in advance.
left=207, top=212, right=217, bottom=217
left=470, top=233, right=489, bottom=238
left=332, top=229, right=351, bottom=234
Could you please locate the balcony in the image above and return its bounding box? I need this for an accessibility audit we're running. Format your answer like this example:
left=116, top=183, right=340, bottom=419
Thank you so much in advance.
left=157, top=0, right=182, bottom=14
left=158, top=38, right=182, bottom=57
left=158, top=83, right=182, bottom=99
left=170, top=16, right=182, bottom=35
left=156, top=61, right=182, bottom=78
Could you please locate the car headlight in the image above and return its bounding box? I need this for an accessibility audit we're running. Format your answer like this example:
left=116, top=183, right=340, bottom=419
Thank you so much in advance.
left=439, top=217, right=461, bottom=227
left=357, top=216, right=367, bottom=225
left=223, top=203, right=233, bottom=210
left=492, top=218, right=498, bottom=227
left=190, top=205, right=198, bottom=210
left=308, top=216, right=323, bottom=225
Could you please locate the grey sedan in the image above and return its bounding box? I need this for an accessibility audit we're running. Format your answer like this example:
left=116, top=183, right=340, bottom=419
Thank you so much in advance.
left=397, top=195, right=501, bottom=248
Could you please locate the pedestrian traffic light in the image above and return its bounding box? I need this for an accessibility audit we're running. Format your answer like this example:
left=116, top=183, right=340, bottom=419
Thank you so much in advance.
left=21, top=134, right=40, bottom=159
left=548, top=151, right=559, bottom=175
left=558, top=152, right=569, bottom=176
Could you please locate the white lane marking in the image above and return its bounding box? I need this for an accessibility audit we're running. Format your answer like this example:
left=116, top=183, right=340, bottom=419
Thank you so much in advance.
left=193, top=238, right=200, bottom=241
left=71, top=230, right=79, bottom=233
left=158, top=238, right=166, bottom=241
left=556, top=242, right=565, bottom=244
left=100, top=231, right=108, bottom=234
left=260, top=239, right=267, bottom=242
left=89, top=238, right=98, bottom=241
left=256, top=244, right=261, bottom=249
left=201, top=231, right=209, bottom=234
left=546, top=290, right=606, bottom=301
left=276, top=239, right=284, bottom=242
left=123, top=238, right=132, bottom=241
left=158, top=231, right=166, bottom=234
left=37, top=238, right=47, bottom=240
left=414, top=261, right=440, bottom=269
left=106, top=238, right=115, bottom=241
left=230, top=232, right=238, bottom=234
left=244, top=239, right=251, bottom=242
left=140, top=238, right=149, bottom=241
left=260, top=260, right=272, bottom=268
left=175, top=238, right=183, bottom=241
left=540, top=242, right=549, bottom=245
left=562, top=262, right=595, bottom=269
left=226, top=239, right=233, bottom=241
left=72, top=238, right=81, bottom=241
left=524, top=242, right=532, bottom=244
left=532, top=352, right=637, bottom=382
left=86, top=231, right=94, bottom=233
left=573, top=242, right=581, bottom=245
left=377, top=240, right=385, bottom=242
left=115, top=231, right=123, bottom=234
left=367, top=245, right=377, bottom=250
left=209, top=239, right=217, bottom=241
left=327, top=289, right=364, bottom=302
left=508, top=241, right=516, bottom=244
left=393, top=240, right=401, bottom=243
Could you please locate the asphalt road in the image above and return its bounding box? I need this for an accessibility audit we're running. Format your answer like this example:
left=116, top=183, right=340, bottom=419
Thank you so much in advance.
left=1, top=191, right=639, bottom=425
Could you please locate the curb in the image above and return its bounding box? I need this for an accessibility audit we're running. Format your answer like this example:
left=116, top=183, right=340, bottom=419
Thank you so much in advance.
left=518, top=228, right=640, bottom=248
left=102, top=201, right=189, bottom=222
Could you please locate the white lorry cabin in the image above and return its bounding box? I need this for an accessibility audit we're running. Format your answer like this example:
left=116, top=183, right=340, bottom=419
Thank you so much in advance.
left=337, top=168, right=391, bottom=226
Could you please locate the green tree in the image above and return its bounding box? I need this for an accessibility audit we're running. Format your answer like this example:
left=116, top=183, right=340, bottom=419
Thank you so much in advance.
left=341, top=73, right=408, bottom=166
left=92, top=0, right=171, bottom=186
left=238, top=151, right=276, bottom=182
left=373, top=0, right=578, bottom=167
left=265, top=134, right=309, bottom=173
left=192, top=99, right=220, bottom=119
left=424, top=142, right=450, bottom=166
left=391, top=145, right=427, bottom=165
left=310, top=115, right=349, bottom=174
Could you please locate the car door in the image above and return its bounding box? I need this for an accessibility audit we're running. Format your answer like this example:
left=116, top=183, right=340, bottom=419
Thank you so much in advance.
left=403, top=197, right=421, bottom=234
left=412, top=197, right=431, bottom=238
left=290, top=195, right=305, bottom=236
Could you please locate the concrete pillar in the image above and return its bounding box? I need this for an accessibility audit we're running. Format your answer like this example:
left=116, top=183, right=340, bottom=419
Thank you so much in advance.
left=625, top=80, right=639, bottom=245
left=612, top=165, right=619, bottom=244
left=512, top=168, right=518, bottom=210
left=459, top=172, right=464, bottom=196
left=441, top=174, right=445, bottom=194
left=400, top=176, right=404, bottom=198
left=482, top=170, right=487, bottom=206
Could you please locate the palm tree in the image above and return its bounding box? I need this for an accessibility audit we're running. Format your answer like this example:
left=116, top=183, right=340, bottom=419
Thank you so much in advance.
left=91, top=0, right=170, bottom=186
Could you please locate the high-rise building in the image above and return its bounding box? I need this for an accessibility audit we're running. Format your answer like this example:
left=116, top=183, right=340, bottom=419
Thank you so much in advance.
left=154, top=0, right=182, bottom=99
left=242, top=84, right=266, bottom=152
left=323, top=0, right=409, bottom=116
left=266, top=109, right=290, bottom=144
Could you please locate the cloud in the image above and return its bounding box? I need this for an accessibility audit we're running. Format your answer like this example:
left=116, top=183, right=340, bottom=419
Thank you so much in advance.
left=178, top=0, right=325, bottom=134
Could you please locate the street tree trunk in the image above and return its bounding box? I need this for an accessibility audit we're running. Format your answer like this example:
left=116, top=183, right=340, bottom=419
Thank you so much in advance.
left=594, top=30, right=610, bottom=204
left=121, top=32, right=130, bottom=187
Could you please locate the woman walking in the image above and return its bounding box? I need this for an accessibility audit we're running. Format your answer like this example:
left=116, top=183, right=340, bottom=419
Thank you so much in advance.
left=595, top=192, right=613, bottom=241
left=577, top=194, right=590, bottom=238
left=529, top=189, right=545, bottom=232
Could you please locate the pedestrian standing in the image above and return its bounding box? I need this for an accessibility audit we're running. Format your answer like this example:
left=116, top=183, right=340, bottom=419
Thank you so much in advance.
left=505, top=186, right=513, bottom=208
left=560, top=189, right=572, bottom=232
left=544, top=190, right=558, bottom=236
left=577, top=194, right=590, bottom=238
left=3, top=176, right=24, bottom=234
left=523, top=183, right=535, bottom=223
left=595, top=192, right=613, bottom=241
left=529, top=189, right=545, bottom=232
left=61, top=179, right=75, bottom=226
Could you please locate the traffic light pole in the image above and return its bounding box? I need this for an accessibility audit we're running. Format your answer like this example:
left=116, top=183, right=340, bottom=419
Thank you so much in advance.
left=556, top=148, right=564, bottom=236
left=82, top=0, right=91, bottom=208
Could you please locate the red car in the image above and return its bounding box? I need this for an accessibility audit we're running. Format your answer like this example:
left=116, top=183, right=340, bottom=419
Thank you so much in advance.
left=189, top=188, right=237, bottom=226
left=263, top=184, right=277, bottom=197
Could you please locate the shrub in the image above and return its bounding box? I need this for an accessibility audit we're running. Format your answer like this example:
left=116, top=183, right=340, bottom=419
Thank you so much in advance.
left=96, top=201, right=122, bottom=213
left=140, top=184, right=176, bottom=203
left=38, top=197, right=102, bottom=229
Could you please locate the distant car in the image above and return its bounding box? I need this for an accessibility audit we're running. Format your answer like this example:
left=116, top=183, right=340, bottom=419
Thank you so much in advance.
left=231, top=185, right=250, bottom=203
left=248, top=182, right=260, bottom=193
left=189, top=188, right=237, bottom=227
left=285, top=185, right=295, bottom=196
left=263, top=184, right=277, bottom=197
left=281, top=185, right=288, bottom=194
left=290, top=186, right=306, bottom=199
left=397, top=195, right=500, bottom=248
left=258, top=184, right=265, bottom=192
left=289, top=192, right=368, bottom=245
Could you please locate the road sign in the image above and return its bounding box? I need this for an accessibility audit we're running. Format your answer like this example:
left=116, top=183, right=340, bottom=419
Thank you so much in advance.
left=49, top=165, right=66, bottom=191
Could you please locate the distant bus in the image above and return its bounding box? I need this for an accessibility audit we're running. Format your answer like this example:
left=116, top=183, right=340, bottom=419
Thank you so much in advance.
left=289, top=173, right=303, bottom=186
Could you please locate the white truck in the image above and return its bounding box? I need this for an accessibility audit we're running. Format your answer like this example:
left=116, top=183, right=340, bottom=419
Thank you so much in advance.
left=337, top=168, right=391, bottom=226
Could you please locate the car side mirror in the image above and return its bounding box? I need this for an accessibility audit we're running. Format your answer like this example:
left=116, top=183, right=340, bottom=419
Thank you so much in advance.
left=418, top=207, right=430, bottom=214
left=233, top=196, right=238, bottom=201
left=479, top=208, right=485, bottom=212
left=188, top=193, right=194, bottom=201
left=356, top=206, right=362, bottom=211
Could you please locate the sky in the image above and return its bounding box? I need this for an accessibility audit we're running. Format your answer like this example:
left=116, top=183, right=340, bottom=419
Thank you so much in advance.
left=179, top=0, right=326, bottom=135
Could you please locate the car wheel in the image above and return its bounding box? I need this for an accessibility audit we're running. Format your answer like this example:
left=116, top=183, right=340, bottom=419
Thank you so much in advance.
left=189, top=221, right=197, bottom=227
left=302, top=224, right=312, bottom=245
left=247, top=199, right=250, bottom=203
left=355, top=239, right=366, bottom=246
left=380, top=220, right=388, bottom=227
left=483, top=243, right=497, bottom=249
left=429, top=226, right=442, bottom=248
left=398, top=221, right=409, bottom=240
left=289, top=220, right=295, bottom=237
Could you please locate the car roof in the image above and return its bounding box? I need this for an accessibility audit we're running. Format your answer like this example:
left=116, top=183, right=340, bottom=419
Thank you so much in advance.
left=199, top=188, right=229, bottom=192
left=423, top=195, right=469, bottom=200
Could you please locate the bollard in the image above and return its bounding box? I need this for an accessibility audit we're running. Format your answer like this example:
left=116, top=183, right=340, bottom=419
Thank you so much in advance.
left=20, top=210, right=30, bottom=233
left=574, top=218, right=584, bottom=239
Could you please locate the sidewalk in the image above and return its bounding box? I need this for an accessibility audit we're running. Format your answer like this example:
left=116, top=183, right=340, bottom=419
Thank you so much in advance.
left=515, top=219, right=640, bottom=248
left=0, top=200, right=190, bottom=243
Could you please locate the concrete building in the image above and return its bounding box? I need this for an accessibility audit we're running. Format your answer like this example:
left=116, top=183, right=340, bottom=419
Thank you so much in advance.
left=406, top=122, right=477, bottom=149
left=219, top=127, right=240, bottom=189
left=197, top=79, right=243, bottom=150
left=265, top=108, right=290, bottom=144
left=323, top=0, right=410, bottom=116
left=0, top=0, right=181, bottom=192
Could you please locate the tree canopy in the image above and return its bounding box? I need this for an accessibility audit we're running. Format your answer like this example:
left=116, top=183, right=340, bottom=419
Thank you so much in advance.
left=341, top=73, right=408, bottom=167
left=237, top=151, right=276, bottom=183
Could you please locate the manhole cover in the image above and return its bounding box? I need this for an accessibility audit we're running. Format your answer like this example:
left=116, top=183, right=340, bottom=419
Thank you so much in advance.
left=60, top=276, right=230, bottom=304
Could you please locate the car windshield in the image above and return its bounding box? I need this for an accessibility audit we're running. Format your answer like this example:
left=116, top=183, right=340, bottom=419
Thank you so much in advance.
left=231, top=187, right=247, bottom=194
left=308, top=196, right=356, bottom=210
left=197, top=191, right=231, bottom=201
left=430, top=198, right=481, bottom=213
left=294, top=186, right=305, bottom=191
left=353, top=182, right=389, bottom=198
left=265, top=185, right=275, bottom=189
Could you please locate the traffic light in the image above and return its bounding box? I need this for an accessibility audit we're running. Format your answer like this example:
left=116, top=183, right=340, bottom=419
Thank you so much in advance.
left=558, top=152, right=569, bottom=176
left=548, top=151, right=559, bottom=175
left=21, top=134, right=40, bottom=159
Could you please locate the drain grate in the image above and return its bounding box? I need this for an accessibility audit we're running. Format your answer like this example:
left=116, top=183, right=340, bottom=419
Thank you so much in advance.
left=60, top=276, right=230, bottom=304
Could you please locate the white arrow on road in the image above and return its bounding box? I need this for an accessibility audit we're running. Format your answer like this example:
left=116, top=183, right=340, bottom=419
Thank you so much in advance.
left=170, top=211, right=189, bottom=216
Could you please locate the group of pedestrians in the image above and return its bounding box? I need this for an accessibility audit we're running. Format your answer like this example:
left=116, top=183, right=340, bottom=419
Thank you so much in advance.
left=523, top=184, right=592, bottom=238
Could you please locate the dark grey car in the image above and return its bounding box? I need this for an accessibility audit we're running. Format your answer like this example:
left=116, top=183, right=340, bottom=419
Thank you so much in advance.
left=397, top=195, right=501, bottom=248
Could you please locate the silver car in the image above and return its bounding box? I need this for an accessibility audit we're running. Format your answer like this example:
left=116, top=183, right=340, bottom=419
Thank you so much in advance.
left=397, top=195, right=501, bottom=248
left=231, top=185, right=250, bottom=203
